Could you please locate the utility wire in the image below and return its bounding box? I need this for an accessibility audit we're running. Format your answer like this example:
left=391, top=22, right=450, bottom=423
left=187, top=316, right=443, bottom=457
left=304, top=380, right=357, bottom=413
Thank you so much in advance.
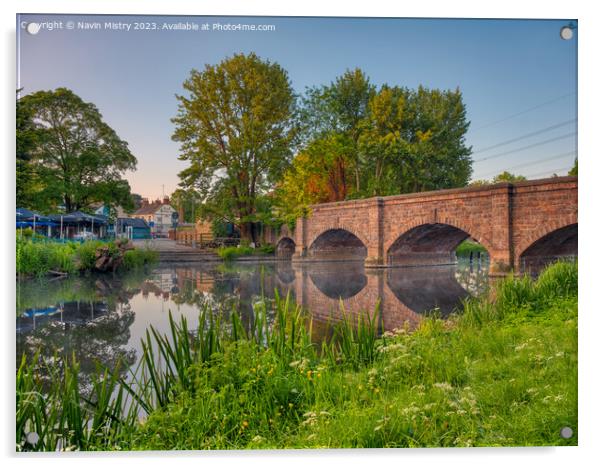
left=523, top=166, right=572, bottom=179
left=473, top=132, right=576, bottom=163
left=471, top=91, right=576, bottom=132
left=472, top=119, right=576, bottom=154
left=477, top=151, right=576, bottom=178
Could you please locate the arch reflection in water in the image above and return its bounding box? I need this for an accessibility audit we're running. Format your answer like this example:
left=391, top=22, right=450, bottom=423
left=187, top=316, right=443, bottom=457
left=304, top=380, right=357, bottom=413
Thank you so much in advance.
left=294, top=260, right=488, bottom=336
left=16, top=261, right=489, bottom=382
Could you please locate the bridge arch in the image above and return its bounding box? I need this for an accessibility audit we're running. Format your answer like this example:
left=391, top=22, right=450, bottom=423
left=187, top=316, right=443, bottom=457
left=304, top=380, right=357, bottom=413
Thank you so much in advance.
left=307, top=228, right=368, bottom=261
left=386, top=221, right=491, bottom=266
left=276, top=237, right=296, bottom=259
left=309, top=264, right=367, bottom=299
left=516, top=220, right=577, bottom=271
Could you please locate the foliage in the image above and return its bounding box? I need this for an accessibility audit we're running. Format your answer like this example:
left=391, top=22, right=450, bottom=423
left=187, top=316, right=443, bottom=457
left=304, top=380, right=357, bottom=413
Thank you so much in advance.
left=217, top=244, right=275, bottom=260
left=16, top=88, right=136, bottom=212
left=16, top=90, right=41, bottom=209
left=170, top=188, right=203, bottom=224
left=274, top=71, right=473, bottom=222
left=300, top=68, right=375, bottom=193
left=568, top=158, right=577, bottom=176
left=173, top=53, right=298, bottom=243
left=17, top=262, right=577, bottom=450
left=17, top=354, right=139, bottom=451
left=16, top=237, right=78, bottom=276
left=123, top=248, right=159, bottom=270
left=492, top=171, right=527, bottom=183
left=469, top=171, right=527, bottom=187
left=455, top=239, right=488, bottom=257
left=16, top=238, right=157, bottom=277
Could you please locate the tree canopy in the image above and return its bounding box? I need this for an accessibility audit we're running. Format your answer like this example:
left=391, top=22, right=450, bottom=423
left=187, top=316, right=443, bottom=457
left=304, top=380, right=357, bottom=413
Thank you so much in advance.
left=172, top=53, right=298, bottom=242
left=275, top=71, right=473, bottom=222
left=16, top=88, right=136, bottom=212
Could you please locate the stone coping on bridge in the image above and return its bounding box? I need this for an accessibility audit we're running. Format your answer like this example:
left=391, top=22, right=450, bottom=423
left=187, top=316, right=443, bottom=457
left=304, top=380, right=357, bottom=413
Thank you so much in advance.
left=307, top=176, right=577, bottom=212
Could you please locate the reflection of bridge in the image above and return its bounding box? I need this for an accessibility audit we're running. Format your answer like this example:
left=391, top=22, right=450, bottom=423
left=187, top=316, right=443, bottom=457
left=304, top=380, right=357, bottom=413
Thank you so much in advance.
left=275, top=177, right=577, bottom=274
left=275, top=262, right=485, bottom=336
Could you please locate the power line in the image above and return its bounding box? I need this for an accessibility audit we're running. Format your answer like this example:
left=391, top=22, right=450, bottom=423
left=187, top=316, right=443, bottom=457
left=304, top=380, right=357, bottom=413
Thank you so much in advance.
left=471, top=91, right=576, bottom=132
left=472, top=119, right=576, bottom=154
left=477, top=151, right=576, bottom=178
left=523, top=166, right=572, bottom=179
left=473, top=132, right=576, bottom=163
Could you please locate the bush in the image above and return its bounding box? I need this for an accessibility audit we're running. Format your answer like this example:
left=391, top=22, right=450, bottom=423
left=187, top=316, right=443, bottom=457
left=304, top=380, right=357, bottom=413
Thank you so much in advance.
left=123, top=248, right=158, bottom=270
left=217, top=245, right=255, bottom=261
left=16, top=238, right=77, bottom=276
left=455, top=239, right=488, bottom=257
left=217, top=244, right=276, bottom=260
left=75, top=240, right=104, bottom=270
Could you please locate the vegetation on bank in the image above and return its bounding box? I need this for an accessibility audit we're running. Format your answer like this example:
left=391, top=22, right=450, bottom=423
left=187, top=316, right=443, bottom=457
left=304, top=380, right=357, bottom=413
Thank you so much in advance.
left=217, top=244, right=276, bottom=261
left=16, top=235, right=158, bottom=277
left=16, top=261, right=577, bottom=450
left=455, top=239, right=488, bottom=258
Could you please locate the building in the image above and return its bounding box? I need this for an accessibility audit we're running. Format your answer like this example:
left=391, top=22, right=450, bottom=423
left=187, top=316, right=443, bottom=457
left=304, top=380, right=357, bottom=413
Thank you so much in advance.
left=115, top=217, right=151, bottom=240
left=132, top=197, right=176, bottom=238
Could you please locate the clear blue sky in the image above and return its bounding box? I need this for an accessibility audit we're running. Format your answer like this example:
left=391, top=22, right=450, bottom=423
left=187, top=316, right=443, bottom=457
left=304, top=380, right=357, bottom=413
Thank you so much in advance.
left=17, top=14, right=577, bottom=199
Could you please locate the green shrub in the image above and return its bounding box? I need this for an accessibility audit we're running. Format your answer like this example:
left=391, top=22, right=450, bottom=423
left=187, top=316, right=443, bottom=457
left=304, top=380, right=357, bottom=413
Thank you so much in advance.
left=16, top=238, right=77, bottom=276
left=258, top=244, right=275, bottom=254
left=217, top=245, right=255, bottom=260
left=75, top=240, right=104, bottom=270
left=123, top=248, right=158, bottom=270
left=217, top=244, right=275, bottom=260
left=455, top=239, right=488, bottom=257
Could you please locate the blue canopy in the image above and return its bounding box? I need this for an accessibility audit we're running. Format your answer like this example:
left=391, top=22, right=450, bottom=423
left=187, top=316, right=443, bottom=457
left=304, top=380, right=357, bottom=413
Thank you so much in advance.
left=49, top=211, right=109, bottom=225
left=16, top=207, right=53, bottom=223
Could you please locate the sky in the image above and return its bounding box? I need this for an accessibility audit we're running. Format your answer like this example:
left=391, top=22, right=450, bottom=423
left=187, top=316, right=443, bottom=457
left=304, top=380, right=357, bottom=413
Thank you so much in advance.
left=17, top=14, right=577, bottom=199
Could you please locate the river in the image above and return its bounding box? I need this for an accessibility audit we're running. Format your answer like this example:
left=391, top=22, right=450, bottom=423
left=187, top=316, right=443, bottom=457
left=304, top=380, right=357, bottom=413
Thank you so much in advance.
left=16, top=259, right=488, bottom=382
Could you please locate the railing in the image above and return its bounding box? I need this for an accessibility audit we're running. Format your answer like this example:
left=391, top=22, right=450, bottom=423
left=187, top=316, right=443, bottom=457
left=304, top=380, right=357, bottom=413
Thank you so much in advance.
left=176, top=233, right=240, bottom=249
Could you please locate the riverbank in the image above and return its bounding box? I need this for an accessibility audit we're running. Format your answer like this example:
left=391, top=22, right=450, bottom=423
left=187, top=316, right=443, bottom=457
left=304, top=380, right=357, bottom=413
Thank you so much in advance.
left=16, top=236, right=158, bottom=277
left=16, top=261, right=577, bottom=450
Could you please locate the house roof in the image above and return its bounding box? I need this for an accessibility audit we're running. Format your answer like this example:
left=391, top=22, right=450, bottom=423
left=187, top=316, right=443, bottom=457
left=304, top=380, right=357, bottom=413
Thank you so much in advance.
left=133, top=202, right=173, bottom=215
left=117, top=217, right=150, bottom=228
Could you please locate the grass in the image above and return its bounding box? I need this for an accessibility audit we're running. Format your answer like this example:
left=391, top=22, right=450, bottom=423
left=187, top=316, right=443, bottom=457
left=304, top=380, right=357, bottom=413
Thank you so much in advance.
left=16, top=236, right=158, bottom=277
left=16, top=261, right=577, bottom=450
left=217, top=244, right=275, bottom=261
left=123, top=248, right=159, bottom=270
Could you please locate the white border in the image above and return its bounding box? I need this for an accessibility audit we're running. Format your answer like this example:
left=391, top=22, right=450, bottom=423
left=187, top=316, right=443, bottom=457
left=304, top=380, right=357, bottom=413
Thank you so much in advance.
left=2, top=1, right=601, bottom=466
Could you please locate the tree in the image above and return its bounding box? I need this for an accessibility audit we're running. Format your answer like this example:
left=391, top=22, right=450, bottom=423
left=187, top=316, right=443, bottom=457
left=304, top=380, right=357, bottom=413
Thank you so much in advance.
left=274, top=132, right=354, bottom=225
left=16, top=90, right=40, bottom=209
left=173, top=53, right=297, bottom=243
left=569, top=158, right=578, bottom=176
left=301, top=69, right=375, bottom=192
left=18, top=88, right=136, bottom=212
left=170, top=188, right=204, bottom=223
left=492, top=171, right=527, bottom=183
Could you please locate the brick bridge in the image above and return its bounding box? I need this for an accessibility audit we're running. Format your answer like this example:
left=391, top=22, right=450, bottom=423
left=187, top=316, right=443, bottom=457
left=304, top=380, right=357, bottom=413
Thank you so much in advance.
left=275, top=177, right=578, bottom=274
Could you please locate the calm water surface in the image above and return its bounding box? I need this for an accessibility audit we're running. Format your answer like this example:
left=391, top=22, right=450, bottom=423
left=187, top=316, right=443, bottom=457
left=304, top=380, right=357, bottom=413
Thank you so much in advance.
left=16, top=260, right=488, bottom=386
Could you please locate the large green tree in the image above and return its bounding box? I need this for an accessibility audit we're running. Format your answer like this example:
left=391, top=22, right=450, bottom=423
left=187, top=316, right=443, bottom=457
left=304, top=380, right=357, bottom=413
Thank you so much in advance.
left=17, top=88, right=136, bottom=212
left=173, top=53, right=297, bottom=242
left=301, top=68, right=375, bottom=192
left=359, top=85, right=472, bottom=195
left=16, top=90, right=40, bottom=209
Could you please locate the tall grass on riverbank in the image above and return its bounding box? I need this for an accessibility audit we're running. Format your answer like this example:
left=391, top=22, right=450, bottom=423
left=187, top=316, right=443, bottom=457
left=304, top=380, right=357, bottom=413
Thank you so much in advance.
left=16, top=261, right=577, bottom=450
left=217, top=244, right=275, bottom=260
left=16, top=237, right=158, bottom=277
